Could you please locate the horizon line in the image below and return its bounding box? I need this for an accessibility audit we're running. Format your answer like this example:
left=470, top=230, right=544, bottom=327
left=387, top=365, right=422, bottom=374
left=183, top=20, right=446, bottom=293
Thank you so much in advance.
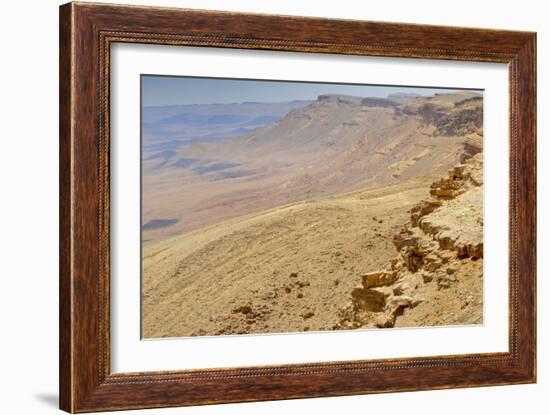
left=143, top=91, right=483, bottom=109
left=141, top=74, right=483, bottom=108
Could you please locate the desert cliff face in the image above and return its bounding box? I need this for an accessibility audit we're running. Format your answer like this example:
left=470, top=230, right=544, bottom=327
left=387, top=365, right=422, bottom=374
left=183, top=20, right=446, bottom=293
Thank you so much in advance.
left=141, top=91, right=484, bottom=338
left=337, top=149, right=483, bottom=330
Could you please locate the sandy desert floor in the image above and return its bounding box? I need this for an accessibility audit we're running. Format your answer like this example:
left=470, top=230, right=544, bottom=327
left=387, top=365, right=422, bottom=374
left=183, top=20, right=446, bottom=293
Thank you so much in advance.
left=142, top=176, right=437, bottom=337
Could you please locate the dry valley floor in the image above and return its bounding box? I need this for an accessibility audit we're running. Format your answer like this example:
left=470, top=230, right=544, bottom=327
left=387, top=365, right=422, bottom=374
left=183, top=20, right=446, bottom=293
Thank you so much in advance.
left=142, top=177, right=438, bottom=337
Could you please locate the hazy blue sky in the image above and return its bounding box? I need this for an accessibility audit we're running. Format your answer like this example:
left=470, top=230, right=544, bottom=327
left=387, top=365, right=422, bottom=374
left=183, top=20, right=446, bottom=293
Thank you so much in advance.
left=142, top=75, right=480, bottom=107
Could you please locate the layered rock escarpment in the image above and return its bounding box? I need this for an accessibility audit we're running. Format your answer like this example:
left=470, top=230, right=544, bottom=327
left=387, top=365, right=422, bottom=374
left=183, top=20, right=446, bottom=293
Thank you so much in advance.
left=360, top=97, right=400, bottom=108
left=461, top=130, right=483, bottom=162
left=403, top=95, right=483, bottom=137
left=337, top=151, right=483, bottom=330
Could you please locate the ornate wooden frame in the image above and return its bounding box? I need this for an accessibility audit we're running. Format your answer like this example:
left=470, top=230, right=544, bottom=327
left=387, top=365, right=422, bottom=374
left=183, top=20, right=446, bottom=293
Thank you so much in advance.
left=59, top=2, right=536, bottom=412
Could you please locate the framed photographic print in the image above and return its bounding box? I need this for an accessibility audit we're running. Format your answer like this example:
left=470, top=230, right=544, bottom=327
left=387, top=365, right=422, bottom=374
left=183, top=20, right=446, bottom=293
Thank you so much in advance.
left=59, top=2, right=536, bottom=412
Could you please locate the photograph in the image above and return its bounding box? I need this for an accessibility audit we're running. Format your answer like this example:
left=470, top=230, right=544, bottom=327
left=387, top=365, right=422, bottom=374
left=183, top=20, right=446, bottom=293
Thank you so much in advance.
left=2, top=0, right=544, bottom=413
left=140, top=76, right=484, bottom=338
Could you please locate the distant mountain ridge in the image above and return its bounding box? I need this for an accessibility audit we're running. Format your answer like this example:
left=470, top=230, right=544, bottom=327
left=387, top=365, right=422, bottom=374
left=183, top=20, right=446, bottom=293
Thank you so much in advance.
left=142, top=100, right=312, bottom=123
left=142, top=100, right=314, bottom=157
left=142, top=90, right=483, bottom=243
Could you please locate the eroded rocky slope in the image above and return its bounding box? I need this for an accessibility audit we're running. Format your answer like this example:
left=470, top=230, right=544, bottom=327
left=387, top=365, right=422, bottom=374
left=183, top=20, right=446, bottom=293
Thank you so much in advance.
left=142, top=177, right=435, bottom=338
left=337, top=150, right=483, bottom=329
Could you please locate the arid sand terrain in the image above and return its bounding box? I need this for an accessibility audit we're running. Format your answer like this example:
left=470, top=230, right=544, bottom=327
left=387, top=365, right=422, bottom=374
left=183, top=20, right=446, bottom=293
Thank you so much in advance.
left=142, top=177, right=435, bottom=337
left=141, top=91, right=484, bottom=338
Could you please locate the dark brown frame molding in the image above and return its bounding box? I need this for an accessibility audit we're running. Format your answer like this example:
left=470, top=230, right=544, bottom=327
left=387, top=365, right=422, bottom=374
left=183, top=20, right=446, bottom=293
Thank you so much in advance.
left=59, top=2, right=537, bottom=412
